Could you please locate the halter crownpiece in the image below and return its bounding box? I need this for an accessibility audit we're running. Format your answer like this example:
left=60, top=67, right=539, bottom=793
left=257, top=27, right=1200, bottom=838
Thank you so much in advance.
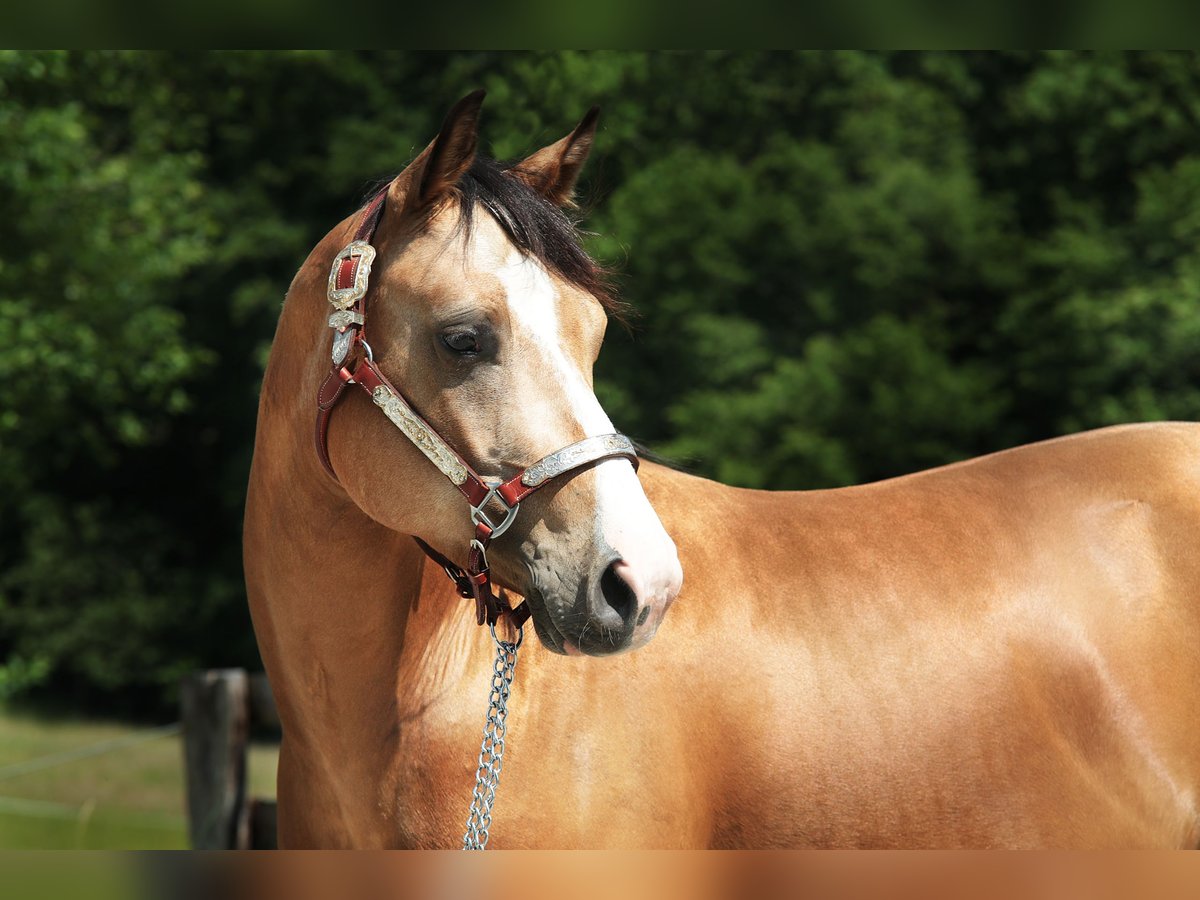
left=313, top=189, right=639, bottom=628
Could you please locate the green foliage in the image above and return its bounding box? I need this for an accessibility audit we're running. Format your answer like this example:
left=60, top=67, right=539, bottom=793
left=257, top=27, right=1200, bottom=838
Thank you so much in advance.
left=0, top=655, right=50, bottom=701
left=3, top=51, right=1200, bottom=711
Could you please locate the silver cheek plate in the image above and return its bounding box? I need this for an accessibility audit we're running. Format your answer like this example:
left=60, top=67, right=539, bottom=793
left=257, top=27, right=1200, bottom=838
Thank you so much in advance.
left=370, top=384, right=470, bottom=485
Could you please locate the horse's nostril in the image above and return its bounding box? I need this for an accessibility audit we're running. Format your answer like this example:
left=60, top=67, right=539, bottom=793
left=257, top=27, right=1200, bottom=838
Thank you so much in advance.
left=599, top=561, right=637, bottom=625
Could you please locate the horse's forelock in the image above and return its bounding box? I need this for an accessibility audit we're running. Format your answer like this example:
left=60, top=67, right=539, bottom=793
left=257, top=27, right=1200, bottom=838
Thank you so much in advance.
left=368, top=156, right=627, bottom=322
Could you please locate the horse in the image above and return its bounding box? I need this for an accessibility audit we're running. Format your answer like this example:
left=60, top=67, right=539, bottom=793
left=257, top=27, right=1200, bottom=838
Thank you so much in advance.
left=244, top=91, right=1200, bottom=848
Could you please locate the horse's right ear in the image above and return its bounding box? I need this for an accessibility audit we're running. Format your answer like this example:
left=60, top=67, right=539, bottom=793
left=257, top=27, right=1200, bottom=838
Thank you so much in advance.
left=390, top=90, right=485, bottom=212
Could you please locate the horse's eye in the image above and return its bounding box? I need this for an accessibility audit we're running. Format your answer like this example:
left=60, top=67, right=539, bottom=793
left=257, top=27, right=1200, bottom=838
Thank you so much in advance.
left=442, top=330, right=480, bottom=355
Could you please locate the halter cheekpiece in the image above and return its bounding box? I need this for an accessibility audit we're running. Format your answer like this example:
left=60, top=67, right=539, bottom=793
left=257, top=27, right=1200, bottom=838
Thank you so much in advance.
left=314, top=189, right=639, bottom=629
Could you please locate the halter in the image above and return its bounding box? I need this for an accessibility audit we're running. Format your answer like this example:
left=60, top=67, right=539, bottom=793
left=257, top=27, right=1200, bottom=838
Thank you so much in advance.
left=314, top=189, right=639, bottom=629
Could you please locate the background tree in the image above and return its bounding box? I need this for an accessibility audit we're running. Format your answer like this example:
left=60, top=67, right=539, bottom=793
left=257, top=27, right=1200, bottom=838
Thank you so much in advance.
left=3, top=51, right=1199, bottom=712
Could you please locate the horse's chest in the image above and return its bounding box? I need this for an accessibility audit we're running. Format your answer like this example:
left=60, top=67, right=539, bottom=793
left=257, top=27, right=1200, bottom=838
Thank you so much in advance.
left=382, top=695, right=710, bottom=849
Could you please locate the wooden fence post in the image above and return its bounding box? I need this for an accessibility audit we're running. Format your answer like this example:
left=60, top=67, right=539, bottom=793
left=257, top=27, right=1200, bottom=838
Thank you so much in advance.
left=181, top=669, right=250, bottom=849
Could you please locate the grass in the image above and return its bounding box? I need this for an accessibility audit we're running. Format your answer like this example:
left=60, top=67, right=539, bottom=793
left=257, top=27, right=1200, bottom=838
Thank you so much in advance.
left=0, top=706, right=278, bottom=849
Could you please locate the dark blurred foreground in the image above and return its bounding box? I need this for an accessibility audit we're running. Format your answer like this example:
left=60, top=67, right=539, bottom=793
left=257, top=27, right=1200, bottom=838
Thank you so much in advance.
left=5, top=851, right=1200, bottom=898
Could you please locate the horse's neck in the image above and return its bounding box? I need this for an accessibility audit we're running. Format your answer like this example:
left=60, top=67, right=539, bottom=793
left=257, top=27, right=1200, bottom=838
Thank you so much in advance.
left=247, top=428, right=487, bottom=740
left=246, top=249, right=479, bottom=735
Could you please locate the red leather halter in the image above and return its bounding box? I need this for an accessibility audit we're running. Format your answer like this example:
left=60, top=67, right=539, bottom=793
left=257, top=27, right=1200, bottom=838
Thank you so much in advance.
left=314, top=189, right=639, bottom=629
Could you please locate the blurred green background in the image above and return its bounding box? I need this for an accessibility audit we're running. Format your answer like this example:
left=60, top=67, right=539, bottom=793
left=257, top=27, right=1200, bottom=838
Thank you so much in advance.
left=3, top=50, right=1200, bottom=844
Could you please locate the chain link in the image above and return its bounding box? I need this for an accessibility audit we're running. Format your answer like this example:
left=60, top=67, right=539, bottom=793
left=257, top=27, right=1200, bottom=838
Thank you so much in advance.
left=462, top=623, right=523, bottom=850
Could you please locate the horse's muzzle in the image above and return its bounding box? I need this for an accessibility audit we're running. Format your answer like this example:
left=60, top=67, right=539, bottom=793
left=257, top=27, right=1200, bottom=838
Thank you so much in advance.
left=550, top=557, right=680, bottom=656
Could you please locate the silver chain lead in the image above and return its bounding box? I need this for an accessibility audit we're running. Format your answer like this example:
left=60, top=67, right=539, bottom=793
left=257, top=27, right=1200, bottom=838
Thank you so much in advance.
left=462, top=623, right=523, bottom=850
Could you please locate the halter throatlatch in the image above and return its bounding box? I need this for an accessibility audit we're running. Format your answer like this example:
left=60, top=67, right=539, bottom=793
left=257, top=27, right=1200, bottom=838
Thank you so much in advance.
left=314, top=189, right=638, bottom=628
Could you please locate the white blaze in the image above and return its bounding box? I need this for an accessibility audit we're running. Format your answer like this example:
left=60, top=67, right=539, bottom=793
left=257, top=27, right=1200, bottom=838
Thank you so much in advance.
left=495, top=254, right=614, bottom=438
left=495, top=255, right=681, bottom=602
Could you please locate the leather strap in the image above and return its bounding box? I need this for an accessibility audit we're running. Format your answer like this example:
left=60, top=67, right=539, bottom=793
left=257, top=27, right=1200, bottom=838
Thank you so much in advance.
left=354, top=190, right=387, bottom=243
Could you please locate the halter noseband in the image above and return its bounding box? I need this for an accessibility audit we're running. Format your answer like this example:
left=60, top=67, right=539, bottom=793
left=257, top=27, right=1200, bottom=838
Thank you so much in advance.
left=314, top=190, right=639, bottom=629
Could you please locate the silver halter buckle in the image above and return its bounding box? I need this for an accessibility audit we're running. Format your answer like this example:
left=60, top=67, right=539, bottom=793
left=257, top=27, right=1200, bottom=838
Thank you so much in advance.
left=327, top=240, right=377, bottom=310
left=470, top=483, right=520, bottom=539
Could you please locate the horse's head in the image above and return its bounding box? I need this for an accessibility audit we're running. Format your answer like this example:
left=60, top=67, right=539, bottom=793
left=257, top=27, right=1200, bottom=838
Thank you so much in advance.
left=323, top=92, right=682, bottom=655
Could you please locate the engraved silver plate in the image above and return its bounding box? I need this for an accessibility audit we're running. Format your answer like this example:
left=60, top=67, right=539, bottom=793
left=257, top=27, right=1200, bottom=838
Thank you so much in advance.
left=521, top=434, right=636, bottom=487
left=331, top=328, right=355, bottom=365
left=327, top=241, right=377, bottom=310
left=372, top=385, right=469, bottom=485
left=328, top=309, right=364, bottom=329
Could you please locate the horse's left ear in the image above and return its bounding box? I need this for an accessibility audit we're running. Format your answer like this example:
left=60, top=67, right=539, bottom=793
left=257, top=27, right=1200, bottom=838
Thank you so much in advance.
left=509, top=107, right=600, bottom=207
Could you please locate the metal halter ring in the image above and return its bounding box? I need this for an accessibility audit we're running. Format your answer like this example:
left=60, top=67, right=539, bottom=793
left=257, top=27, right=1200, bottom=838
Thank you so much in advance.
left=489, top=620, right=525, bottom=650
left=470, top=484, right=520, bottom=539
left=339, top=338, right=374, bottom=385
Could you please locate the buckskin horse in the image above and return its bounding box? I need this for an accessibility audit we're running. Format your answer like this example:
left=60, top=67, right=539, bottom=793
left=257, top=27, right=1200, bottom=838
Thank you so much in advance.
left=244, top=92, right=1200, bottom=848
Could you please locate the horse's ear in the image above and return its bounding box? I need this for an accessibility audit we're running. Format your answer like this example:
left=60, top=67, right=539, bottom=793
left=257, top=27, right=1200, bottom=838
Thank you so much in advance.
left=509, top=106, right=600, bottom=207
left=391, top=90, right=485, bottom=211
